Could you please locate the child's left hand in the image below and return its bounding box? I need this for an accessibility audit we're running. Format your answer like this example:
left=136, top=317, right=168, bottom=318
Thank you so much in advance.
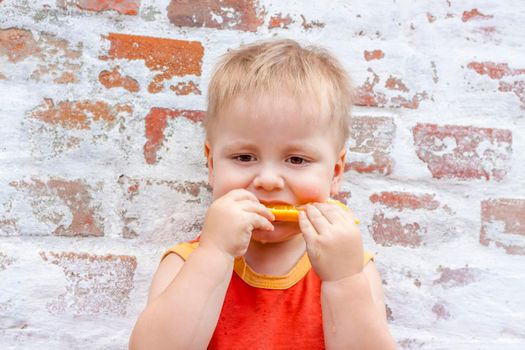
left=298, top=202, right=364, bottom=282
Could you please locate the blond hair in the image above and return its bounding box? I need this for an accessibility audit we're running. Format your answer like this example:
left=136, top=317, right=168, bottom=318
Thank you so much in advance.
left=205, top=39, right=354, bottom=147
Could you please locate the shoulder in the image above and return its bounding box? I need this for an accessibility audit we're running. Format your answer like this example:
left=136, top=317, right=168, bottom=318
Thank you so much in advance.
left=161, top=240, right=200, bottom=262
left=147, top=241, right=199, bottom=304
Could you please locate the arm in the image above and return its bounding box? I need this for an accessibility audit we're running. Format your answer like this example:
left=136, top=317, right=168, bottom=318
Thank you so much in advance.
left=129, top=189, right=274, bottom=350
left=299, top=203, right=396, bottom=350
left=321, top=262, right=396, bottom=349
left=129, top=246, right=234, bottom=350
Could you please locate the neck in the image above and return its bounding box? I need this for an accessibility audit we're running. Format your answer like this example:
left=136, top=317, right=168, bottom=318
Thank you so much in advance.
left=244, top=235, right=306, bottom=275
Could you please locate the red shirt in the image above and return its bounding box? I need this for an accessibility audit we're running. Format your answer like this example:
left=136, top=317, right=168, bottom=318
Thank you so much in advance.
left=163, top=241, right=373, bottom=349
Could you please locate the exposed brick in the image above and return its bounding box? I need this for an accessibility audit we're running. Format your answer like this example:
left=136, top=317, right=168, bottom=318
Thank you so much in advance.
left=30, top=98, right=132, bottom=130
left=399, top=338, right=426, bottom=349
left=432, top=303, right=450, bottom=320
left=101, top=33, right=203, bottom=93
left=364, top=49, right=384, bottom=61
left=0, top=218, right=18, bottom=235
left=9, top=178, right=103, bottom=237
left=60, top=0, right=141, bottom=15
left=167, top=0, right=265, bottom=32
left=481, top=198, right=525, bottom=255
left=467, top=62, right=525, bottom=80
left=346, top=117, right=395, bottom=175
left=462, top=8, right=493, bottom=22
left=169, top=81, right=201, bottom=95
left=499, top=80, right=525, bottom=110
left=331, top=191, right=352, bottom=206
left=0, top=28, right=82, bottom=83
left=370, top=192, right=440, bottom=211
left=0, top=252, right=15, bottom=271
left=99, top=66, right=140, bottom=92
left=355, top=68, right=429, bottom=109
left=371, top=213, right=424, bottom=248
left=0, top=28, right=39, bottom=63
left=144, top=108, right=205, bottom=164
left=385, top=76, right=409, bottom=92
left=268, top=13, right=293, bottom=29
left=117, top=175, right=210, bottom=239
left=300, top=15, right=325, bottom=30
left=433, top=266, right=478, bottom=288
left=413, top=123, right=512, bottom=181
left=41, top=251, right=136, bottom=315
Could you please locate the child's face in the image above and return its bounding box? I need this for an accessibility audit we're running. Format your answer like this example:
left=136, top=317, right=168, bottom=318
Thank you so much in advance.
left=205, top=93, right=346, bottom=244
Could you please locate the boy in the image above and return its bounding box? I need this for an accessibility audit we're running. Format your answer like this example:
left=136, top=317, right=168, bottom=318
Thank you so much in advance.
left=129, top=39, right=396, bottom=349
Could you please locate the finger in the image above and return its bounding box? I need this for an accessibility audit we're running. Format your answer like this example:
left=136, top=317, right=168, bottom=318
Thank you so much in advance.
left=298, top=211, right=318, bottom=248
left=322, top=202, right=360, bottom=226
left=313, top=203, right=345, bottom=225
left=242, top=201, right=275, bottom=221
left=248, top=212, right=274, bottom=231
left=304, top=204, right=331, bottom=235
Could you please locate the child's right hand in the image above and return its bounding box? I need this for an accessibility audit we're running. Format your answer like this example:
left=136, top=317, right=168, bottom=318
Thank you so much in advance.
left=199, top=189, right=275, bottom=259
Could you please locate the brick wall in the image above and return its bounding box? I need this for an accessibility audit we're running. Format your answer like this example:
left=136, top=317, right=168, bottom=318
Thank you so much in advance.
left=1, top=1, right=524, bottom=349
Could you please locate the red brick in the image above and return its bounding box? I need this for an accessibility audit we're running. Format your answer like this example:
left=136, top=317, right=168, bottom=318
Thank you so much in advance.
left=413, top=123, right=512, bottom=181
left=144, top=108, right=205, bottom=164
left=0, top=252, right=15, bottom=271
left=169, top=81, right=201, bottom=95
left=167, top=0, right=265, bottom=32
left=9, top=178, right=103, bottom=237
left=364, top=49, right=384, bottom=61
left=99, top=66, right=140, bottom=92
left=433, top=266, right=478, bottom=287
left=331, top=191, right=352, bottom=205
left=117, top=175, right=210, bottom=239
left=300, top=15, right=325, bottom=30
left=385, top=76, right=409, bottom=92
left=467, top=62, right=525, bottom=80
left=269, top=13, right=293, bottom=29
left=355, top=68, right=429, bottom=109
left=499, top=80, right=525, bottom=110
left=462, top=8, right=493, bottom=22
left=101, top=33, right=203, bottom=93
left=30, top=98, right=132, bottom=130
left=370, top=192, right=440, bottom=211
left=346, top=117, right=395, bottom=175
left=0, top=218, right=18, bottom=236
left=481, top=198, right=525, bottom=255
left=65, top=0, right=141, bottom=15
left=432, top=303, right=450, bottom=320
left=0, top=28, right=82, bottom=83
left=41, top=251, right=136, bottom=315
left=0, top=28, right=39, bottom=63
left=371, top=213, right=424, bottom=248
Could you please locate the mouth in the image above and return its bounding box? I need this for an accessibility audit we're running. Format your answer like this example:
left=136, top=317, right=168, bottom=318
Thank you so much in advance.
left=261, top=202, right=303, bottom=222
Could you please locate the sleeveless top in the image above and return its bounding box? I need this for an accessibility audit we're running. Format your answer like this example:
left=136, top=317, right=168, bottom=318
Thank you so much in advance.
left=162, top=241, right=373, bottom=349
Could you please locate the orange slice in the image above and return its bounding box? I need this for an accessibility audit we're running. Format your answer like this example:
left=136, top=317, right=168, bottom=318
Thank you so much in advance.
left=266, top=200, right=360, bottom=224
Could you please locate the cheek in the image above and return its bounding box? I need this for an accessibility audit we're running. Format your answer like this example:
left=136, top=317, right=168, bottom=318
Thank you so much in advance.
left=291, top=176, right=332, bottom=204
left=211, top=164, right=251, bottom=199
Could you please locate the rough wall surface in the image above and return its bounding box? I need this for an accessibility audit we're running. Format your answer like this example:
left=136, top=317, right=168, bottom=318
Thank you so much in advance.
left=1, top=1, right=524, bottom=349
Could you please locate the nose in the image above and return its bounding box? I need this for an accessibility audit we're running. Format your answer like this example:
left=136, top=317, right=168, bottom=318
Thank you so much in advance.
left=252, top=164, right=284, bottom=191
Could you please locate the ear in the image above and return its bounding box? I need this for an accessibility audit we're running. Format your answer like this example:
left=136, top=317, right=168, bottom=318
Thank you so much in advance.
left=204, top=140, right=214, bottom=185
left=330, top=148, right=347, bottom=196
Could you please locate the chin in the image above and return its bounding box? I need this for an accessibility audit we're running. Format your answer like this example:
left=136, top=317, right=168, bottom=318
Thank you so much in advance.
left=251, top=222, right=301, bottom=244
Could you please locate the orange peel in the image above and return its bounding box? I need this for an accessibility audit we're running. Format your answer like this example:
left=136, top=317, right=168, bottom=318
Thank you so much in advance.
left=266, top=199, right=360, bottom=225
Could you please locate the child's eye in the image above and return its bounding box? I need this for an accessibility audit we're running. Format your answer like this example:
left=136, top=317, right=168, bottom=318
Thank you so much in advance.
left=234, top=154, right=256, bottom=162
left=287, top=156, right=309, bottom=165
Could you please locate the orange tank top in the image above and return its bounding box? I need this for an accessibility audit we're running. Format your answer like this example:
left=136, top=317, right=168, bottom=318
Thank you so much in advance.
left=162, top=241, right=373, bottom=349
